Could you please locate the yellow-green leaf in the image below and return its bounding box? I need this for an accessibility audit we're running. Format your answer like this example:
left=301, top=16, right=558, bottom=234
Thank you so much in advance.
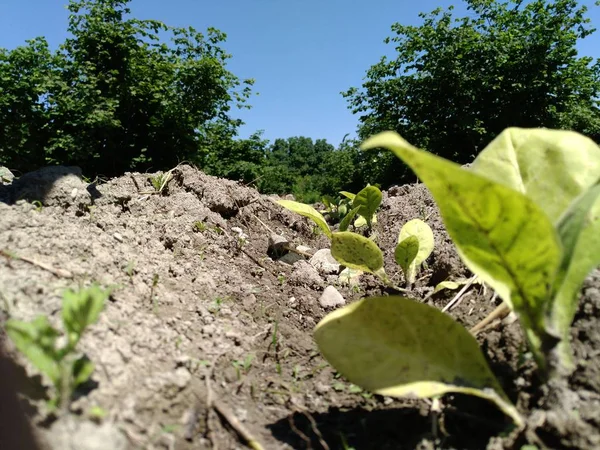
left=276, top=199, right=332, bottom=239
left=394, top=235, right=419, bottom=282
left=314, top=296, right=523, bottom=427
left=352, top=185, right=382, bottom=226
left=470, top=128, right=600, bottom=223
left=362, top=131, right=561, bottom=372
left=331, top=231, right=384, bottom=276
left=399, top=219, right=434, bottom=266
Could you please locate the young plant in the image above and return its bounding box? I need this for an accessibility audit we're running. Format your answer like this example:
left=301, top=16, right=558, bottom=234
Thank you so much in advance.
left=320, top=195, right=352, bottom=224
left=394, top=219, right=434, bottom=287
left=148, top=169, right=173, bottom=194
left=275, top=195, right=414, bottom=290
left=314, top=127, right=600, bottom=426
left=340, top=186, right=382, bottom=230
left=5, top=284, right=110, bottom=411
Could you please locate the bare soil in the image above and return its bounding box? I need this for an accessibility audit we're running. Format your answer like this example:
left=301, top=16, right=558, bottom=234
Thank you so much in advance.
left=1, top=164, right=598, bottom=450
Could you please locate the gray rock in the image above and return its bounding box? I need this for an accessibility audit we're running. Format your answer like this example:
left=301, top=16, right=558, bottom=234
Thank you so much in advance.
left=0, top=166, right=15, bottom=185
left=290, top=260, right=323, bottom=287
left=319, top=286, right=345, bottom=308
left=310, top=249, right=340, bottom=275
left=9, top=166, right=91, bottom=208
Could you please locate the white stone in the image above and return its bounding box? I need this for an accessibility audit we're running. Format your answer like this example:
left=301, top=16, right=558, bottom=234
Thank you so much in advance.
left=310, top=249, right=340, bottom=275
left=319, top=286, right=345, bottom=308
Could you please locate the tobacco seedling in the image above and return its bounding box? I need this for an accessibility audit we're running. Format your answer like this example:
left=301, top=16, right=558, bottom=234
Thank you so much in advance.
left=314, top=127, right=600, bottom=427
left=320, top=195, right=352, bottom=224
left=5, top=284, right=110, bottom=411
left=394, top=219, right=434, bottom=287
left=276, top=193, right=426, bottom=292
left=340, top=186, right=381, bottom=230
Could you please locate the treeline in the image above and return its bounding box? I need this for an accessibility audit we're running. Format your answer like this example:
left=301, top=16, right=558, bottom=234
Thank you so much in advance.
left=2, top=0, right=600, bottom=202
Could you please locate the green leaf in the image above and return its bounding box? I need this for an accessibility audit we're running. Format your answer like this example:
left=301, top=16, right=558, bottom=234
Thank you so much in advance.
left=399, top=219, right=434, bottom=265
left=314, top=296, right=523, bottom=427
left=5, top=316, right=62, bottom=385
left=363, top=132, right=562, bottom=373
left=470, top=128, right=600, bottom=223
left=276, top=199, right=332, bottom=239
left=331, top=231, right=384, bottom=278
left=340, top=191, right=356, bottom=201
left=548, top=179, right=600, bottom=372
left=62, top=284, right=109, bottom=348
left=352, top=185, right=382, bottom=226
left=433, top=281, right=460, bottom=294
left=394, top=235, right=419, bottom=282
left=72, top=355, right=95, bottom=388
left=339, top=206, right=361, bottom=232
left=353, top=213, right=378, bottom=228
left=397, top=219, right=435, bottom=282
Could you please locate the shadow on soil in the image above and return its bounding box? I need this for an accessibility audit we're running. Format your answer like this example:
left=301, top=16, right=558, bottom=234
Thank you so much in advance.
left=268, top=400, right=512, bottom=450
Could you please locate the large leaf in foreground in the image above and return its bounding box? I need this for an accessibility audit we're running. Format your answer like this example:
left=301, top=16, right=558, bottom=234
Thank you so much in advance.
left=314, top=296, right=523, bottom=427
left=362, top=132, right=562, bottom=372
left=276, top=199, right=332, bottom=239
left=470, top=128, right=600, bottom=223
left=549, top=179, right=600, bottom=372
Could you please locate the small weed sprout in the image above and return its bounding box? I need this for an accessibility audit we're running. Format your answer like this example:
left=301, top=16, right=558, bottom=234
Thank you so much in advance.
left=277, top=274, right=287, bottom=286
left=148, top=169, right=173, bottom=194
left=5, top=284, right=110, bottom=412
left=232, top=354, right=255, bottom=379
left=193, top=221, right=207, bottom=232
left=31, top=200, right=43, bottom=212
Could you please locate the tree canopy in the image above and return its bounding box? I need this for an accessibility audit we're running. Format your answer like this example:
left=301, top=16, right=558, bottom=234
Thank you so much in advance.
left=343, top=0, right=600, bottom=186
left=0, top=0, right=253, bottom=177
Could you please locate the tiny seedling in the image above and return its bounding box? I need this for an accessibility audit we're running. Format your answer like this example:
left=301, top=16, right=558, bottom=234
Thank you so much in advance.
left=148, top=169, right=173, bottom=194
left=150, top=273, right=160, bottom=313
left=31, top=200, right=43, bottom=212
left=232, top=354, right=255, bottom=379
left=123, top=260, right=136, bottom=282
left=208, top=296, right=224, bottom=314
left=193, top=221, right=207, bottom=232
left=320, top=195, right=352, bottom=224
left=394, top=219, right=434, bottom=288
left=5, top=284, right=110, bottom=411
left=277, top=274, right=287, bottom=286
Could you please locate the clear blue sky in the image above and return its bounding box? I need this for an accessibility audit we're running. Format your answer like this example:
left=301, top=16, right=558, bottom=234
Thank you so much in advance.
left=1, top=0, right=599, bottom=146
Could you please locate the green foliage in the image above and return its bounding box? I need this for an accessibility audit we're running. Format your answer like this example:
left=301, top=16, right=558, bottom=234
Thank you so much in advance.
left=275, top=200, right=332, bottom=239
left=0, top=0, right=253, bottom=177
left=5, top=284, right=110, bottom=410
left=258, top=137, right=357, bottom=202
left=320, top=195, right=351, bottom=224
left=344, top=0, right=600, bottom=186
left=314, top=296, right=523, bottom=426
left=395, top=219, right=434, bottom=284
left=351, top=185, right=382, bottom=230
left=331, top=232, right=385, bottom=279
left=363, top=128, right=600, bottom=377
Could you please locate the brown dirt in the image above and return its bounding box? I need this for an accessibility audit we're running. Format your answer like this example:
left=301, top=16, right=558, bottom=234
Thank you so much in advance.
left=0, top=164, right=598, bottom=450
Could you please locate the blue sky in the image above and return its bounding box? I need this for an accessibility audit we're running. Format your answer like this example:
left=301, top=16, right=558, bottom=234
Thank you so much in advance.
left=1, top=0, right=599, bottom=146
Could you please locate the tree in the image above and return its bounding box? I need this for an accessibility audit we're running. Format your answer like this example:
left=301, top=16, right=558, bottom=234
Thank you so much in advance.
left=344, top=0, right=600, bottom=186
left=0, top=38, right=56, bottom=173
left=0, top=0, right=253, bottom=177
